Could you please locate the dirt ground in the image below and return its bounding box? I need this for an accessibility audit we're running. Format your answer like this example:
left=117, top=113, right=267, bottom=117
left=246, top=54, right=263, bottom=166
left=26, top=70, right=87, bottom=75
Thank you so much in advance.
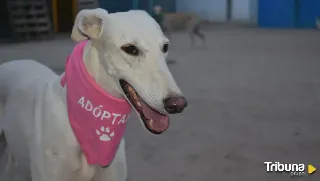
left=0, top=27, right=320, bottom=181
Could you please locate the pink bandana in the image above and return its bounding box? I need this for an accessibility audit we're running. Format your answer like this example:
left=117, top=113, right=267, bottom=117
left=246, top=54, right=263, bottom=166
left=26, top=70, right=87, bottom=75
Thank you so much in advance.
left=61, top=41, right=132, bottom=166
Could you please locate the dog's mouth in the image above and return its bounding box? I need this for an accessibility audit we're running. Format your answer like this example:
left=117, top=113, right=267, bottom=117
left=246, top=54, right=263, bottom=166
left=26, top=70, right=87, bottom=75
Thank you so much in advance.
left=119, top=79, right=169, bottom=134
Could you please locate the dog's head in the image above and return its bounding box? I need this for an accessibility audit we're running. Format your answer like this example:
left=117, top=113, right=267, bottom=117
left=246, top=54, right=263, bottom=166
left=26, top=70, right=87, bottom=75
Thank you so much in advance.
left=70, top=8, right=187, bottom=134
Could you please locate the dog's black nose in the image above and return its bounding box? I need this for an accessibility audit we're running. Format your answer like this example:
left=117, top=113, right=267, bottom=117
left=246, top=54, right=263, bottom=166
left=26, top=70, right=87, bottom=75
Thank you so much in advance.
left=163, top=96, right=188, bottom=114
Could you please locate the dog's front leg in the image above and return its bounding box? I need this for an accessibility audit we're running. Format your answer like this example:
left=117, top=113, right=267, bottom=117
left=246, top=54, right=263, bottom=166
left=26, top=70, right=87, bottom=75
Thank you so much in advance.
left=30, top=147, right=95, bottom=181
left=93, top=139, right=127, bottom=181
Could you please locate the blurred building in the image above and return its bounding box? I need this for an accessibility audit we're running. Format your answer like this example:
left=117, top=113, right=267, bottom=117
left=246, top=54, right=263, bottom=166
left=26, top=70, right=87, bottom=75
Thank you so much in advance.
left=176, top=0, right=257, bottom=24
left=1, top=0, right=320, bottom=41
left=258, top=0, right=320, bottom=28
left=176, top=0, right=320, bottom=28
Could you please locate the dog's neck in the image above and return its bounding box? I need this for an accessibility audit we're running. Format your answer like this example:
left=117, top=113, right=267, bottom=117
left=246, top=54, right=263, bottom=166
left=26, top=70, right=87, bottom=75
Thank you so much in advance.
left=82, top=41, right=123, bottom=98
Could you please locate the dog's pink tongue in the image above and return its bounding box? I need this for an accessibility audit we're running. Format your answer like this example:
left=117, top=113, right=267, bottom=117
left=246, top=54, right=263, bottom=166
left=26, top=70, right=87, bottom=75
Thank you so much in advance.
left=140, top=101, right=169, bottom=132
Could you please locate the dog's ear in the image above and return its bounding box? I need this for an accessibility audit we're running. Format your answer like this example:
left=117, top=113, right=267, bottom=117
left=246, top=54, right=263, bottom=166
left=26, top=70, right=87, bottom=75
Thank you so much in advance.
left=71, top=8, right=108, bottom=42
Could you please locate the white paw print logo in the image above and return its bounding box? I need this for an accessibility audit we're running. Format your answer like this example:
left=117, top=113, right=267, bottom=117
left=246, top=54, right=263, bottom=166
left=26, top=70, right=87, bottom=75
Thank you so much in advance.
left=96, top=126, right=115, bottom=142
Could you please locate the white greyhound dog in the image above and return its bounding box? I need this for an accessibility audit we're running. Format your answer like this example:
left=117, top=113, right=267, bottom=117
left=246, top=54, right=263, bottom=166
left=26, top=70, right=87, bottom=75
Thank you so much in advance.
left=0, top=8, right=187, bottom=181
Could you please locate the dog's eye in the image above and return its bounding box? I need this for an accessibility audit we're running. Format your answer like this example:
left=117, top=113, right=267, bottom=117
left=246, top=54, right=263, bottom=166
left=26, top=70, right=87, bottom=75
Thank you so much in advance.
left=162, top=43, right=169, bottom=53
left=121, top=44, right=139, bottom=56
